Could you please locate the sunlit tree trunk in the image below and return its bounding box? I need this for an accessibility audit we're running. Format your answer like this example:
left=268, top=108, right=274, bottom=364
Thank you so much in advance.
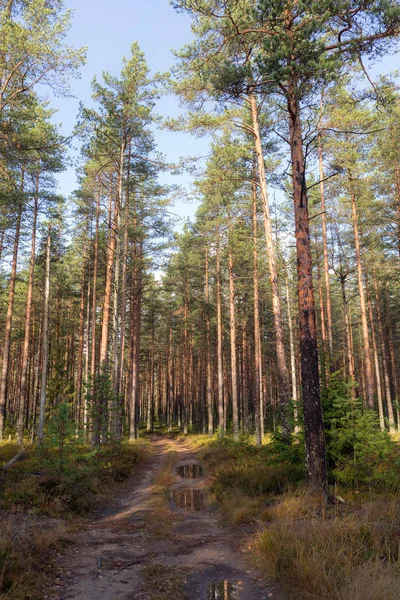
left=0, top=199, right=22, bottom=441
left=17, top=175, right=39, bottom=446
left=252, top=181, right=262, bottom=447
left=205, top=248, right=213, bottom=436
left=318, top=104, right=334, bottom=361
left=373, top=275, right=396, bottom=432
left=216, top=229, right=224, bottom=437
left=366, top=281, right=385, bottom=430
left=38, top=226, right=51, bottom=442
left=228, top=231, right=239, bottom=440
left=351, top=192, right=374, bottom=410
left=249, top=91, right=291, bottom=442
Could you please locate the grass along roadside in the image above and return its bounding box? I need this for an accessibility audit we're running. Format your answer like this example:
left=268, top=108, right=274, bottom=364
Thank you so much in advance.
left=0, top=439, right=150, bottom=600
left=189, top=434, right=400, bottom=600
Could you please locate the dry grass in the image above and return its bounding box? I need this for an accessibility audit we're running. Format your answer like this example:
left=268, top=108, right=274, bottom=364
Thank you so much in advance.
left=255, top=492, right=400, bottom=600
left=217, top=488, right=264, bottom=524
left=0, top=513, right=69, bottom=599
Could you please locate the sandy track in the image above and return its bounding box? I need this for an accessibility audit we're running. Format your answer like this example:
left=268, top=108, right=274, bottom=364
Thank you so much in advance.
left=53, top=438, right=283, bottom=600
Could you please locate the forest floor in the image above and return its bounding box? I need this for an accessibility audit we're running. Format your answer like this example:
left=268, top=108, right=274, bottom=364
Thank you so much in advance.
left=50, top=436, right=283, bottom=600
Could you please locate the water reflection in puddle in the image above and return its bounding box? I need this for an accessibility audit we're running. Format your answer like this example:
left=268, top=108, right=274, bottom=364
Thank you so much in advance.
left=172, top=489, right=204, bottom=511
left=177, top=463, right=203, bottom=479
left=208, top=581, right=239, bottom=599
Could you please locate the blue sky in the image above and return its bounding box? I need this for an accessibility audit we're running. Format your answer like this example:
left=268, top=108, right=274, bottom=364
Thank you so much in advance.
left=52, top=0, right=209, bottom=225
left=51, top=1, right=399, bottom=229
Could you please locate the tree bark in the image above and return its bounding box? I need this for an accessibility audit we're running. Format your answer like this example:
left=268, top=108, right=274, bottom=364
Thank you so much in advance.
left=37, top=226, right=51, bottom=442
left=318, top=106, right=334, bottom=360
left=373, top=275, right=395, bottom=432
left=0, top=201, right=22, bottom=441
left=216, top=229, right=224, bottom=437
left=249, top=91, right=291, bottom=442
left=287, top=90, right=327, bottom=491
left=351, top=192, right=374, bottom=410
left=228, top=241, right=239, bottom=440
left=252, top=181, right=262, bottom=447
left=205, top=248, right=213, bottom=436
left=17, top=175, right=39, bottom=446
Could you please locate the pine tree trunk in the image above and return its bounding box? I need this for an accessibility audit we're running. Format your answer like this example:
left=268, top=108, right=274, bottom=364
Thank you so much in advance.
left=216, top=231, right=224, bottom=437
left=75, top=240, right=87, bottom=432
left=0, top=201, right=22, bottom=441
left=252, top=181, right=262, bottom=447
left=228, top=242, right=239, bottom=440
left=205, top=248, right=213, bottom=436
left=287, top=91, right=327, bottom=491
left=367, top=281, right=385, bottom=430
left=372, top=276, right=395, bottom=432
left=318, top=107, right=334, bottom=360
left=339, top=272, right=356, bottom=397
left=17, top=176, right=39, bottom=446
left=90, top=188, right=100, bottom=444
left=351, top=192, right=374, bottom=410
left=38, top=226, right=51, bottom=442
left=118, top=144, right=131, bottom=402
left=129, top=242, right=142, bottom=441
left=285, top=268, right=299, bottom=433
left=249, top=91, right=291, bottom=442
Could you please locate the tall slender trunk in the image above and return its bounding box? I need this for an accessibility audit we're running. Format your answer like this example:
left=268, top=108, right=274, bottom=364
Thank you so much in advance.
left=395, top=165, right=400, bottom=258
left=99, top=151, right=124, bottom=372
left=367, top=281, right=385, bottom=430
left=249, top=91, right=291, bottom=442
left=373, top=276, right=395, bottom=432
left=38, top=226, right=51, bottom=442
left=384, top=283, right=399, bottom=430
left=0, top=200, right=22, bottom=441
left=129, top=242, right=142, bottom=441
left=285, top=268, right=299, bottom=433
left=17, top=175, right=39, bottom=446
left=90, top=189, right=100, bottom=381
left=183, top=290, right=189, bottom=435
left=315, top=235, right=328, bottom=384
left=118, top=143, right=131, bottom=398
left=228, top=240, right=239, bottom=440
left=167, top=327, right=173, bottom=432
left=84, top=279, right=91, bottom=435
left=351, top=192, right=374, bottom=409
left=287, top=89, right=327, bottom=490
left=216, top=229, right=224, bottom=437
left=205, top=248, right=213, bottom=436
left=252, top=181, right=262, bottom=447
left=339, top=272, right=356, bottom=397
left=75, top=240, right=87, bottom=431
left=90, top=189, right=100, bottom=444
left=318, top=104, right=334, bottom=360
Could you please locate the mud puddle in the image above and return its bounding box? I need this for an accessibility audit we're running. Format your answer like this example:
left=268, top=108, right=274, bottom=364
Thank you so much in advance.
left=172, top=488, right=205, bottom=511
left=208, top=580, right=239, bottom=599
left=177, top=463, right=203, bottom=479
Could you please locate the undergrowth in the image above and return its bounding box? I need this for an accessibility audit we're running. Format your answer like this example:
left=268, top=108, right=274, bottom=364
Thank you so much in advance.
left=0, top=440, right=149, bottom=517
left=0, top=437, right=149, bottom=599
left=192, top=423, right=400, bottom=600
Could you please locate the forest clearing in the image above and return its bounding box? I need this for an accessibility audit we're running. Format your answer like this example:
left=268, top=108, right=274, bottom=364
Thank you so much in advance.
left=1, top=0, right=400, bottom=599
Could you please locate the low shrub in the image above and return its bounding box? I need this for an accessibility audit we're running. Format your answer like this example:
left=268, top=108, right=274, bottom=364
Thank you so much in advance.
left=0, top=441, right=148, bottom=517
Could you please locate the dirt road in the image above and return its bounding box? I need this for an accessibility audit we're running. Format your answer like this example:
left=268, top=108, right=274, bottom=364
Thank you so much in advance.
left=53, top=438, right=282, bottom=600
